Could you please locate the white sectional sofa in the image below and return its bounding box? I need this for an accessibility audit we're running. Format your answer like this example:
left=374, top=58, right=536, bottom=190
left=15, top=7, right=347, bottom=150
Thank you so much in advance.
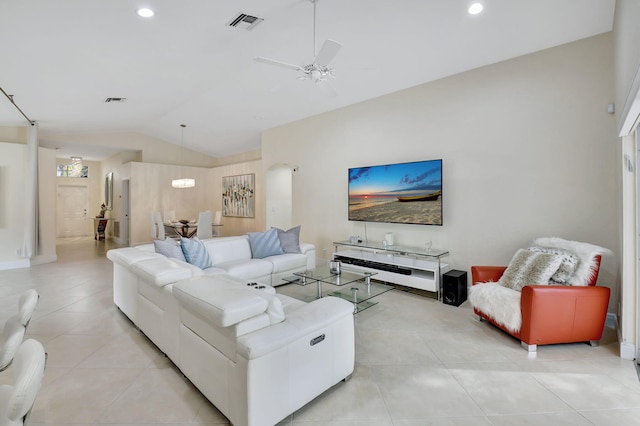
left=106, top=236, right=355, bottom=426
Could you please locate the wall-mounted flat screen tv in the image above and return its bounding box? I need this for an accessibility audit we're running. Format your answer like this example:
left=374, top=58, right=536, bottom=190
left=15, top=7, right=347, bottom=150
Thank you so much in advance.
left=348, top=159, right=442, bottom=225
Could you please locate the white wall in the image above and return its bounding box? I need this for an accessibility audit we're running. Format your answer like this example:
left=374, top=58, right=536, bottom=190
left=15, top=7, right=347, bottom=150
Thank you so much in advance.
left=263, top=33, right=617, bottom=296
left=43, top=131, right=218, bottom=168
left=0, top=142, right=28, bottom=268
left=35, top=147, right=57, bottom=265
left=123, top=160, right=264, bottom=246
left=614, top=0, right=640, bottom=356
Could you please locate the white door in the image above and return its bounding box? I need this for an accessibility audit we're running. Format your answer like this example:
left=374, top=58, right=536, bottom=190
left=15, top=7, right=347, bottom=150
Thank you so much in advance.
left=57, top=185, right=90, bottom=237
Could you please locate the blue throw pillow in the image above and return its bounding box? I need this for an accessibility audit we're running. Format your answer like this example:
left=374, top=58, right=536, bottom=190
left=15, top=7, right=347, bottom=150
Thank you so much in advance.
left=248, top=228, right=284, bottom=259
left=180, top=237, right=212, bottom=269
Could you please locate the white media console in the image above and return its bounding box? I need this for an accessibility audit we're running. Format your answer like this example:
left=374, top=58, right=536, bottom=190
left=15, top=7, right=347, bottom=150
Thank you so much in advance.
left=332, top=240, right=450, bottom=296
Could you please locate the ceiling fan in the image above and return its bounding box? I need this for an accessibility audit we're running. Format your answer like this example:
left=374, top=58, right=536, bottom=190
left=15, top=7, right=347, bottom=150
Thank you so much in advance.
left=254, top=0, right=342, bottom=84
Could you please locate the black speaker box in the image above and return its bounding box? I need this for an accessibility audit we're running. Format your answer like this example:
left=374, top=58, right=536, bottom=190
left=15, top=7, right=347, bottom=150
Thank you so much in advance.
left=442, top=270, right=467, bottom=307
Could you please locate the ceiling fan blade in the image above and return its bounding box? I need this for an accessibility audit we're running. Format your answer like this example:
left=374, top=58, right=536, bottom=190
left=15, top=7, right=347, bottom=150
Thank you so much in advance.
left=254, top=56, right=302, bottom=72
left=314, top=39, right=342, bottom=66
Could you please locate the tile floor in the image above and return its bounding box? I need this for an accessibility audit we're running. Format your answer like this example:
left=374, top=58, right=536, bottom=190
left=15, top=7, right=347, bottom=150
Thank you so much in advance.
left=0, top=237, right=639, bottom=425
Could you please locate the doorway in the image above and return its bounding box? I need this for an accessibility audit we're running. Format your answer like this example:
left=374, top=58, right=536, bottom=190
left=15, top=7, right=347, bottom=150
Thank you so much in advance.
left=56, top=184, right=90, bottom=237
left=266, top=164, right=293, bottom=230
left=121, top=179, right=130, bottom=245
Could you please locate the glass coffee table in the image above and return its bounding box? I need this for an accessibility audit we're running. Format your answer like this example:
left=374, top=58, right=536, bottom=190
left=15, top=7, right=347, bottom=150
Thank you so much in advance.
left=282, top=265, right=392, bottom=313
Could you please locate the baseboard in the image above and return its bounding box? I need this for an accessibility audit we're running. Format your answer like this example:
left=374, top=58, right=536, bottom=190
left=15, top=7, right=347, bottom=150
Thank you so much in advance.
left=30, top=254, right=57, bottom=266
left=620, top=341, right=635, bottom=360
left=0, top=259, right=30, bottom=270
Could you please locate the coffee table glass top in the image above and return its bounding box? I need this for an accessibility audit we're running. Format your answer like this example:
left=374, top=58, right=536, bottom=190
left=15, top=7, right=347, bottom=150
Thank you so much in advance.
left=329, top=280, right=393, bottom=313
left=282, top=266, right=390, bottom=313
left=292, top=265, right=376, bottom=287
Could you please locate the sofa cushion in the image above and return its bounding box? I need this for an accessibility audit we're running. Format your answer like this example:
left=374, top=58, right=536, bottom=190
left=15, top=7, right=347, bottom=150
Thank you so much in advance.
left=498, top=248, right=563, bottom=291
left=245, top=288, right=285, bottom=325
left=181, top=237, right=212, bottom=269
left=277, top=293, right=306, bottom=314
left=274, top=226, right=301, bottom=253
left=173, top=279, right=271, bottom=327
left=216, top=259, right=273, bottom=280
left=154, top=238, right=186, bottom=262
left=264, top=253, right=307, bottom=273
left=204, top=236, right=252, bottom=265
left=248, top=229, right=283, bottom=259
left=202, top=267, right=228, bottom=276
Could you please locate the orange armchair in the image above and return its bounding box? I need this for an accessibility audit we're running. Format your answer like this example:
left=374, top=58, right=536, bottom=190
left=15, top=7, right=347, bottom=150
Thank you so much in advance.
left=471, top=254, right=610, bottom=352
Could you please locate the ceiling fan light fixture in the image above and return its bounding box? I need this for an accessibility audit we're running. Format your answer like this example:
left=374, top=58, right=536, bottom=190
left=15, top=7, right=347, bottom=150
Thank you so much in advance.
left=253, top=0, right=341, bottom=86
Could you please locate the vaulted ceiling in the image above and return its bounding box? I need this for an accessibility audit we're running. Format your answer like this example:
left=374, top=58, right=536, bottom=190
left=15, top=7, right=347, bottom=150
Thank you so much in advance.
left=0, top=0, right=615, bottom=160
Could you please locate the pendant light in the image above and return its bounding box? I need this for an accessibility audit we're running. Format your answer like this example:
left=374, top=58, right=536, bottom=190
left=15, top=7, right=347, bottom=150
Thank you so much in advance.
left=172, top=124, right=195, bottom=188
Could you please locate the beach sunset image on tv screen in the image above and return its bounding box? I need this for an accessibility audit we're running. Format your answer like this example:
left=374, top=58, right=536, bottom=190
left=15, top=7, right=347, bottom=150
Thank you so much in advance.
left=348, top=159, right=442, bottom=225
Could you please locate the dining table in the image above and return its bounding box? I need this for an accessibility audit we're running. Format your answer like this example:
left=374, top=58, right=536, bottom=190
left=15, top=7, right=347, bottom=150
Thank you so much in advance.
left=167, top=221, right=198, bottom=238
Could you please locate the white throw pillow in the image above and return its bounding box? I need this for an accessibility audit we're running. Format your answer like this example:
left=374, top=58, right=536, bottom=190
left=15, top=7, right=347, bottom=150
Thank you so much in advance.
left=499, top=249, right=563, bottom=292
left=527, top=246, right=579, bottom=284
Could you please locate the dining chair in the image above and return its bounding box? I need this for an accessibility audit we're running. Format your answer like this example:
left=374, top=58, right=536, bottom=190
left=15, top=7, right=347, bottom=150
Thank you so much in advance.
left=0, top=290, right=39, bottom=372
left=0, top=339, right=47, bottom=426
left=163, top=210, right=176, bottom=224
left=148, top=212, right=157, bottom=240
left=197, top=211, right=213, bottom=239
left=154, top=212, right=165, bottom=240
left=212, top=210, right=222, bottom=237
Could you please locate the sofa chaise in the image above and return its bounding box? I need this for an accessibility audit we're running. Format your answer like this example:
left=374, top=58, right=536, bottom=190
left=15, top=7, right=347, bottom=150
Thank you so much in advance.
left=106, top=236, right=355, bottom=426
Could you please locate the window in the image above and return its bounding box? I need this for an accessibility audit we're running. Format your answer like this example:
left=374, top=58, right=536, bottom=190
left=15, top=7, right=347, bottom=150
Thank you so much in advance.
left=57, top=164, right=89, bottom=178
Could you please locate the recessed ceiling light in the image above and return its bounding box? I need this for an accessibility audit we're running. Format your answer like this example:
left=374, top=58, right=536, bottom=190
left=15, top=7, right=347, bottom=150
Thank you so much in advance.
left=468, top=3, right=483, bottom=15
left=137, top=8, right=155, bottom=18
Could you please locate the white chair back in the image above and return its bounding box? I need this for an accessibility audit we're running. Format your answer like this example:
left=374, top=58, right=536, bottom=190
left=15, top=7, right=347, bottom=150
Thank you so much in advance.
left=0, top=290, right=39, bottom=372
left=1, top=339, right=46, bottom=425
left=148, top=212, right=157, bottom=239
left=213, top=210, right=222, bottom=225
left=197, top=211, right=213, bottom=239
left=0, top=317, right=26, bottom=372
left=17, top=289, right=39, bottom=328
left=163, top=210, right=175, bottom=223
left=154, top=212, right=165, bottom=240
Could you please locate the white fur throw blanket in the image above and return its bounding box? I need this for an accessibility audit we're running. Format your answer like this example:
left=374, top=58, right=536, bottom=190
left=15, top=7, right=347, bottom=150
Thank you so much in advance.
left=532, top=237, right=603, bottom=286
left=469, top=237, right=606, bottom=333
left=469, top=283, right=522, bottom=332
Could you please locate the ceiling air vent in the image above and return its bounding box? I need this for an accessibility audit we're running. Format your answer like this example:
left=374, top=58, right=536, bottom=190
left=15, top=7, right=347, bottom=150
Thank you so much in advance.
left=227, top=13, right=263, bottom=30
left=104, top=97, right=127, bottom=103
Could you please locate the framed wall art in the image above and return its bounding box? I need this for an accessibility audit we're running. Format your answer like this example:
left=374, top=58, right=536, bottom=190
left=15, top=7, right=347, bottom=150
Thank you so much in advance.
left=222, top=173, right=255, bottom=218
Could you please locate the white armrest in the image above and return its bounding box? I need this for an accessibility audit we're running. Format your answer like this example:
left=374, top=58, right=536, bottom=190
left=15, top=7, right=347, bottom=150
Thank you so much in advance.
left=300, top=243, right=314, bottom=254
left=237, top=296, right=353, bottom=359
left=130, top=258, right=192, bottom=287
